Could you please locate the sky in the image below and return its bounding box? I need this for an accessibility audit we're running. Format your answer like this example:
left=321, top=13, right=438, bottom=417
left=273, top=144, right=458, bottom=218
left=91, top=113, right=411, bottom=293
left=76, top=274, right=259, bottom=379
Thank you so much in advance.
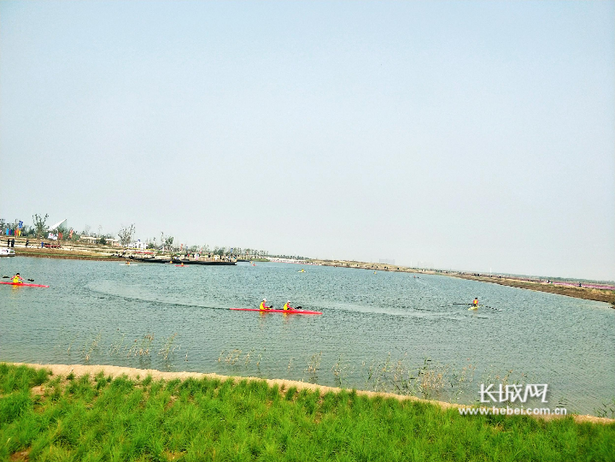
left=1, top=1, right=614, bottom=281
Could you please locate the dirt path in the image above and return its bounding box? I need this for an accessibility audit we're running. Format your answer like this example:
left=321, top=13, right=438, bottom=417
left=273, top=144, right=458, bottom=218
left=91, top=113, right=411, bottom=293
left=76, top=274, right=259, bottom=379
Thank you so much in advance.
left=11, top=362, right=614, bottom=426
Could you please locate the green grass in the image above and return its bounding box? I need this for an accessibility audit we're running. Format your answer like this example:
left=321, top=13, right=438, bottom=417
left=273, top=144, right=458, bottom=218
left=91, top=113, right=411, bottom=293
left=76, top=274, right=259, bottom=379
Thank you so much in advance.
left=1, top=364, right=614, bottom=461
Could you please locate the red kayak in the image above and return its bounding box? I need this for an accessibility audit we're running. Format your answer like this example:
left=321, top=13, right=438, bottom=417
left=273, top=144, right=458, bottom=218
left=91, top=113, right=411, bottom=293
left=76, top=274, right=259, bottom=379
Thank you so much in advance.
left=230, top=308, right=322, bottom=315
left=0, top=281, right=49, bottom=288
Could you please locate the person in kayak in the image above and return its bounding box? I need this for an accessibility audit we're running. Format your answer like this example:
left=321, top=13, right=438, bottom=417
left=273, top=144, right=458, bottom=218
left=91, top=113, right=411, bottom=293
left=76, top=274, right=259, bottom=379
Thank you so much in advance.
left=472, top=297, right=479, bottom=308
left=12, top=273, right=24, bottom=284
left=260, top=299, right=271, bottom=311
left=282, top=300, right=294, bottom=311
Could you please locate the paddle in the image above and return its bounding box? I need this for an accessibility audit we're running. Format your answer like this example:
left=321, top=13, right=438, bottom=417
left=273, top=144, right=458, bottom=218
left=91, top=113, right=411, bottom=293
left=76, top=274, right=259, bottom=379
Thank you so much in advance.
left=483, top=305, right=502, bottom=312
left=2, top=276, right=34, bottom=282
left=453, top=303, right=472, bottom=306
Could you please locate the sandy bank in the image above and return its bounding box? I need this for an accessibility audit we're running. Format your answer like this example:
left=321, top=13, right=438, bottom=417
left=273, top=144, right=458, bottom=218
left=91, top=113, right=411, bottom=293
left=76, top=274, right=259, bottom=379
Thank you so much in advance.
left=10, top=362, right=614, bottom=426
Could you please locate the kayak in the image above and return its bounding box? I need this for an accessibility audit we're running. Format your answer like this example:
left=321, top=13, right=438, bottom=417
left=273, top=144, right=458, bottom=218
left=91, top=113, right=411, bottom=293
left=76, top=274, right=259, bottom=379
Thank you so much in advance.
left=230, top=308, right=322, bottom=315
left=468, top=306, right=478, bottom=311
left=0, top=281, right=49, bottom=288
left=175, top=265, right=188, bottom=267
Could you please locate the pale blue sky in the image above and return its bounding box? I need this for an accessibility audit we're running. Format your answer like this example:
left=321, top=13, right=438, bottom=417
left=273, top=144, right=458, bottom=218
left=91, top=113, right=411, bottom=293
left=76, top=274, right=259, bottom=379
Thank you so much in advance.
left=1, top=1, right=614, bottom=280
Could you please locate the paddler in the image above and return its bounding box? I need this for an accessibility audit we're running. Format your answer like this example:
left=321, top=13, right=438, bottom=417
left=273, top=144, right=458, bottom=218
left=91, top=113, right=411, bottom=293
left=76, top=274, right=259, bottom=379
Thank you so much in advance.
left=259, top=298, right=271, bottom=311
left=12, top=273, right=24, bottom=284
left=472, top=297, right=479, bottom=308
left=282, top=300, right=294, bottom=311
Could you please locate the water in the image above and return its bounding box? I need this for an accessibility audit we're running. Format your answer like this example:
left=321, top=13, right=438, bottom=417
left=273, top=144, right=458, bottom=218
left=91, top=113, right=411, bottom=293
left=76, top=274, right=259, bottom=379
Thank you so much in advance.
left=1, top=257, right=613, bottom=415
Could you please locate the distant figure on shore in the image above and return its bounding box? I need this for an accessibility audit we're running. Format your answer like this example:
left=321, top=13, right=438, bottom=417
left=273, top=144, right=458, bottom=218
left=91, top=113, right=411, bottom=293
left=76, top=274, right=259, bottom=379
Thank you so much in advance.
left=282, top=300, right=294, bottom=311
left=260, top=299, right=271, bottom=311
left=472, top=298, right=479, bottom=308
left=12, top=273, right=24, bottom=284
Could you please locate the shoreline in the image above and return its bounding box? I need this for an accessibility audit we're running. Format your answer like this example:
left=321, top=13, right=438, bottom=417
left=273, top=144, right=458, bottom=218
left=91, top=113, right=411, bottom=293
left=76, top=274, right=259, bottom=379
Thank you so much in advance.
left=6, top=245, right=614, bottom=306
left=308, top=259, right=615, bottom=307
left=9, top=362, right=614, bottom=425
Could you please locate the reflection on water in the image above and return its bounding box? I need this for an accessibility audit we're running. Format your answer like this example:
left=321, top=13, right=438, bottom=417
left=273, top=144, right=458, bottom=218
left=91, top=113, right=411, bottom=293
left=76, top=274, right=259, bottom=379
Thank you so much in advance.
left=0, top=257, right=613, bottom=415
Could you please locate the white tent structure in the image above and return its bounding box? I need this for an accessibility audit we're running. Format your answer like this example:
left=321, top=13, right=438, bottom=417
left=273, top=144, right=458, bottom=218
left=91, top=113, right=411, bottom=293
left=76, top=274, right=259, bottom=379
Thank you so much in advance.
left=48, top=219, right=67, bottom=231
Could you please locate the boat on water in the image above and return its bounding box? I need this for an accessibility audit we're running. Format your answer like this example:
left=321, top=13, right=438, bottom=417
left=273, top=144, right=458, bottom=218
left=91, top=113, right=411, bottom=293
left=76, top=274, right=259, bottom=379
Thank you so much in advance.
left=0, top=249, right=15, bottom=257
left=230, top=308, right=322, bottom=315
left=131, top=258, right=236, bottom=266
left=0, top=281, right=49, bottom=288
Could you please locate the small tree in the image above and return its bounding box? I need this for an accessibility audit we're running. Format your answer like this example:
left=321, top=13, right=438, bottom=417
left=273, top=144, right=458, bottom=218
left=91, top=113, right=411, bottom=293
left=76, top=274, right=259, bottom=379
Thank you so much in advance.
left=160, top=232, right=174, bottom=251
left=118, top=224, right=136, bottom=246
left=57, top=224, right=69, bottom=240
left=32, top=213, right=49, bottom=238
left=21, top=225, right=34, bottom=237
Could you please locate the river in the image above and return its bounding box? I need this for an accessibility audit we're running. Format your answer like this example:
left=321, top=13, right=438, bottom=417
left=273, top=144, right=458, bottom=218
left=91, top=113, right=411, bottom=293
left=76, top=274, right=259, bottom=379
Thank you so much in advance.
left=1, top=257, right=613, bottom=415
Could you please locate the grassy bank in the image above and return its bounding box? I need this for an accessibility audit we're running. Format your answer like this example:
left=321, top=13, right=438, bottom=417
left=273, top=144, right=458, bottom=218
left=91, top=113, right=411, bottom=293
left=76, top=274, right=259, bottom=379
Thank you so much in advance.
left=1, top=364, right=614, bottom=461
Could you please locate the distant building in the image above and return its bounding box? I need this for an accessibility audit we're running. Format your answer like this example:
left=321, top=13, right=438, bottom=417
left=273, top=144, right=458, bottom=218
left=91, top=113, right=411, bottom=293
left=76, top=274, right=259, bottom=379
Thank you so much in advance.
left=128, top=239, right=147, bottom=250
left=80, top=236, right=97, bottom=244
left=379, top=258, right=395, bottom=265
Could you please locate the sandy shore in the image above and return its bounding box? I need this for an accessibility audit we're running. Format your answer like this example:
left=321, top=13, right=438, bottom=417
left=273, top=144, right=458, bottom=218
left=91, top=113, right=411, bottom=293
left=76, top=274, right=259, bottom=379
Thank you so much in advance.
left=9, top=362, right=614, bottom=426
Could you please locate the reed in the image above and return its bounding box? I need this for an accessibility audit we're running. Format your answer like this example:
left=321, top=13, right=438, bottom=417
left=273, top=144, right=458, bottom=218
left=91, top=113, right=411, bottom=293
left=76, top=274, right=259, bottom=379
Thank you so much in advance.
left=52, top=332, right=577, bottom=413
left=596, top=399, right=615, bottom=419
left=304, top=352, right=322, bottom=383
left=127, top=333, right=155, bottom=357
left=81, top=332, right=102, bottom=363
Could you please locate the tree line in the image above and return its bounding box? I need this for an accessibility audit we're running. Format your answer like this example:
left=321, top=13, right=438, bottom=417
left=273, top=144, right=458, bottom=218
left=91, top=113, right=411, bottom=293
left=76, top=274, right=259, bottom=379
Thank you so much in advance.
left=0, top=215, right=276, bottom=258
